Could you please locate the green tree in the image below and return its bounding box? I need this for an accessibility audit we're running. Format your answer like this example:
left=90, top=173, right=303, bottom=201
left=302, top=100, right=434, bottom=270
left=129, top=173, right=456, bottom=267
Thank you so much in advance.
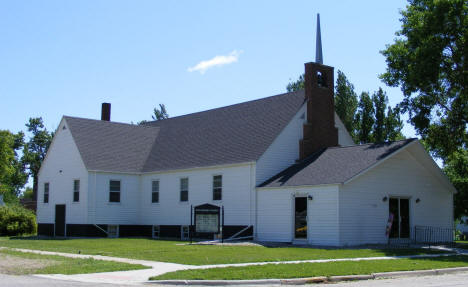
left=372, top=88, right=387, bottom=142
left=444, top=149, right=468, bottom=219
left=286, top=74, right=305, bottom=93
left=0, top=130, right=27, bottom=202
left=335, top=70, right=358, bottom=140
left=0, top=131, right=16, bottom=201
left=380, top=0, right=467, bottom=160
left=20, top=187, right=34, bottom=200
left=385, top=106, right=405, bottom=141
left=138, top=104, right=169, bottom=125
left=355, top=92, right=375, bottom=144
left=152, top=104, right=169, bottom=121
left=22, top=118, right=53, bottom=201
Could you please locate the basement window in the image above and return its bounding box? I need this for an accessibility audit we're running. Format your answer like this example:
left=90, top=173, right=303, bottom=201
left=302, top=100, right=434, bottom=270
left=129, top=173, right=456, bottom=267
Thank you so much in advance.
left=107, top=225, right=119, bottom=238
left=181, top=225, right=190, bottom=240
left=109, top=180, right=121, bottom=203
left=152, top=225, right=160, bottom=239
left=44, top=183, right=49, bottom=203
left=73, top=180, right=80, bottom=202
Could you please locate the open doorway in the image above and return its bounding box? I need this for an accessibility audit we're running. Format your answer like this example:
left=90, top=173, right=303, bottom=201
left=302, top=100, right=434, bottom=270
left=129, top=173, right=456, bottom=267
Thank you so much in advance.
left=389, top=197, right=410, bottom=238
left=294, top=197, right=308, bottom=240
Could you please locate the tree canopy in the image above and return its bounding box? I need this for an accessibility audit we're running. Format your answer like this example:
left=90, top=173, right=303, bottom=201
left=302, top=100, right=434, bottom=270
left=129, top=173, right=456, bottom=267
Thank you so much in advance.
left=22, top=118, right=53, bottom=201
left=0, top=130, right=27, bottom=203
left=138, top=104, right=169, bottom=125
left=152, top=104, right=169, bottom=121
left=380, top=0, right=467, bottom=160
left=334, top=71, right=358, bottom=139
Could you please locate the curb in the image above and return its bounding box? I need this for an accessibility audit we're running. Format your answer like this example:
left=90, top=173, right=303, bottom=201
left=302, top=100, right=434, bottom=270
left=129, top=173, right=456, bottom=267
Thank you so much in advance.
left=147, top=267, right=468, bottom=285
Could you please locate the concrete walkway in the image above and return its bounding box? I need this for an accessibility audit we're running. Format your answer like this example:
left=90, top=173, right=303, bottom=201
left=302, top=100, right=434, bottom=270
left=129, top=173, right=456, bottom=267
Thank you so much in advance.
left=1, top=246, right=466, bottom=285
left=0, top=247, right=190, bottom=285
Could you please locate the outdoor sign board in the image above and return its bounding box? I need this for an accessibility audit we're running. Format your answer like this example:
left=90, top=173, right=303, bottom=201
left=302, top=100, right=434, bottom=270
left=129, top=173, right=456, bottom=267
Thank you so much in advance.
left=194, top=204, right=220, bottom=233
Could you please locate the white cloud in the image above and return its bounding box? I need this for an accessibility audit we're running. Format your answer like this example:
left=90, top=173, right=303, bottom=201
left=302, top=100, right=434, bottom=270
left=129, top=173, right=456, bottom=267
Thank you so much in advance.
left=187, top=50, right=242, bottom=74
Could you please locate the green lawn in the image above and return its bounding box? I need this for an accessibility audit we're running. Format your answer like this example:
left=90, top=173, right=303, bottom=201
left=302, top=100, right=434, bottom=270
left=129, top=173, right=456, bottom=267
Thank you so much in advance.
left=0, top=237, right=447, bottom=265
left=151, top=255, right=468, bottom=280
left=0, top=249, right=148, bottom=275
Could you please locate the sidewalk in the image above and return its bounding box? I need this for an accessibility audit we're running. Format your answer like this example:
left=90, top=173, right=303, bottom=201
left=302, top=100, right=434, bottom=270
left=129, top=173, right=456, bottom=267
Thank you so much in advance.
left=2, top=246, right=466, bottom=285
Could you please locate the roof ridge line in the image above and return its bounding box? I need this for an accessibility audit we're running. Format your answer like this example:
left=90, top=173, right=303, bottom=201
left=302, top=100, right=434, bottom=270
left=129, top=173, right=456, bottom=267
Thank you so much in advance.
left=144, top=90, right=305, bottom=125
left=63, top=116, right=159, bottom=129
left=325, top=138, right=417, bottom=150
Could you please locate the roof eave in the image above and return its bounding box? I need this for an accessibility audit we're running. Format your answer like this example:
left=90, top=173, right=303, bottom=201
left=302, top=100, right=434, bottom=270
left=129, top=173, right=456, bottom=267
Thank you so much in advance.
left=257, top=182, right=342, bottom=190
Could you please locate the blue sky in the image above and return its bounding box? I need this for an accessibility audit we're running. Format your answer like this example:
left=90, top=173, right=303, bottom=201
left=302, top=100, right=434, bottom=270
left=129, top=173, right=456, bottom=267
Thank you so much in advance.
left=1, top=0, right=415, bottom=138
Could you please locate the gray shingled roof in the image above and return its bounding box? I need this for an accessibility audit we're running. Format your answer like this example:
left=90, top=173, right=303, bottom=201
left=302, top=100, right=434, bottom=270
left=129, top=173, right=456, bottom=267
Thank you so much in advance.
left=64, top=90, right=306, bottom=173
left=65, top=117, right=160, bottom=173
left=259, top=139, right=417, bottom=188
left=142, top=90, right=306, bottom=172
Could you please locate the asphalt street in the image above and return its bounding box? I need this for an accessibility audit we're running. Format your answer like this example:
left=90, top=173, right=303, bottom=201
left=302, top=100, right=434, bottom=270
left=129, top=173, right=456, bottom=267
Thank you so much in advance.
left=1, top=272, right=468, bottom=287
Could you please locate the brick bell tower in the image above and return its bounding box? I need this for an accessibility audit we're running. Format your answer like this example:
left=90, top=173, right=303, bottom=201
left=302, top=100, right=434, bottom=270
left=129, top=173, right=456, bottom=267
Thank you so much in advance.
left=299, top=14, right=338, bottom=159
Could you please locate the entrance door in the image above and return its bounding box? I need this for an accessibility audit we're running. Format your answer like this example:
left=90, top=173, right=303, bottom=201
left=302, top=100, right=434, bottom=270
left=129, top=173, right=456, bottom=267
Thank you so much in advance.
left=389, top=198, right=410, bottom=238
left=55, top=204, right=66, bottom=237
left=294, top=197, right=307, bottom=239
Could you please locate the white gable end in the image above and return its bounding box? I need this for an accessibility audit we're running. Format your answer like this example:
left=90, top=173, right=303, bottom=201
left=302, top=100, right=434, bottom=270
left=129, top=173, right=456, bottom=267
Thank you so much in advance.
left=37, top=118, right=89, bottom=225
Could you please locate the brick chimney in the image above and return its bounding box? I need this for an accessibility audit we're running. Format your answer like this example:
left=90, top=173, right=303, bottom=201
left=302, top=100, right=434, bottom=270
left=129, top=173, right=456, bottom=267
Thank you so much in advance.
left=299, top=62, right=338, bottom=159
left=101, top=103, right=111, bottom=121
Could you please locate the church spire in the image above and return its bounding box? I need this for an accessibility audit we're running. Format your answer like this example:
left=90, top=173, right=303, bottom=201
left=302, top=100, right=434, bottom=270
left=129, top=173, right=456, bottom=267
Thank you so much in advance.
left=315, top=13, right=323, bottom=64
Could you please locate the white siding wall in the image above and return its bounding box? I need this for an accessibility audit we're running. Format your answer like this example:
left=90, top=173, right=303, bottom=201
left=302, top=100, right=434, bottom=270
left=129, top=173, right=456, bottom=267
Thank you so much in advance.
left=339, top=148, right=453, bottom=246
left=335, top=114, right=354, bottom=146
left=37, top=118, right=88, bottom=224
left=255, top=105, right=306, bottom=186
left=88, top=172, right=141, bottom=225
left=139, top=164, right=254, bottom=227
left=256, top=105, right=355, bottom=186
left=256, top=185, right=340, bottom=246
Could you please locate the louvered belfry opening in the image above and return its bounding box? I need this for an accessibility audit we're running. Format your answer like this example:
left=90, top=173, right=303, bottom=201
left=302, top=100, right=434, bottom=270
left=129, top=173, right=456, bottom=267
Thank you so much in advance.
left=299, top=62, right=338, bottom=160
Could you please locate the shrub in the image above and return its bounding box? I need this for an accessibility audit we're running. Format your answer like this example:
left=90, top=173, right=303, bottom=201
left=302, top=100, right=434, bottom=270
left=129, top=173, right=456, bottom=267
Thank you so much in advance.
left=0, top=205, right=37, bottom=236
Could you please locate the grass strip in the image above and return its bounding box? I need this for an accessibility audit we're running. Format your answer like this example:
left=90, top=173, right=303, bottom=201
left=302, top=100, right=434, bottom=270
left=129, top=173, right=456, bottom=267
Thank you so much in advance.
left=0, top=249, right=149, bottom=275
left=0, top=237, right=447, bottom=265
left=151, top=255, right=468, bottom=280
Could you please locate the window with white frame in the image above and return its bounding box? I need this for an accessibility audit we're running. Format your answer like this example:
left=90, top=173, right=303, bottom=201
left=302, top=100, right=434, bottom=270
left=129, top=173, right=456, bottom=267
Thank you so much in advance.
left=152, top=225, right=160, bottom=238
left=181, top=225, right=189, bottom=240
left=73, top=180, right=80, bottom=202
left=152, top=180, right=159, bottom=203
left=109, top=180, right=120, bottom=203
left=44, top=183, right=49, bottom=203
left=180, top=178, right=188, bottom=202
left=107, top=225, right=119, bottom=238
left=213, top=175, right=222, bottom=201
